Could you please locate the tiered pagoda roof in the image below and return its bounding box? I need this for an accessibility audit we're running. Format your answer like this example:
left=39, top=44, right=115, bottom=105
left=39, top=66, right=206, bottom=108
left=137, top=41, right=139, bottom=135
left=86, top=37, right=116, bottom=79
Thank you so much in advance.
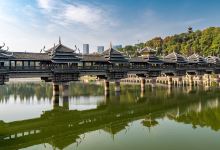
left=102, top=45, right=128, bottom=64
left=206, top=56, right=220, bottom=64
left=82, top=43, right=128, bottom=64
left=0, top=43, right=13, bottom=60
left=0, top=50, right=13, bottom=60
left=163, top=52, right=188, bottom=64
left=130, top=46, right=162, bottom=64
left=187, top=53, right=207, bottom=64
left=139, top=46, right=157, bottom=56
left=46, top=38, right=80, bottom=63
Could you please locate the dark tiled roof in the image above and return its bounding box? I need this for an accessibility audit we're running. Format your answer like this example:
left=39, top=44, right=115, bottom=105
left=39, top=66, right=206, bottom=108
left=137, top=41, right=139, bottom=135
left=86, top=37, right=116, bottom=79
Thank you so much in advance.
left=139, top=46, right=156, bottom=54
left=130, top=55, right=163, bottom=64
left=164, top=52, right=187, bottom=64
left=102, top=48, right=128, bottom=63
left=81, top=54, right=107, bottom=62
left=188, top=53, right=207, bottom=64
left=11, top=52, right=51, bottom=61
left=47, top=44, right=81, bottom=63
left=46, top=44, right=74, bottom=53
left=206, top=56, right=220, bottom=64
left=0, top=50, right=13, bottom=60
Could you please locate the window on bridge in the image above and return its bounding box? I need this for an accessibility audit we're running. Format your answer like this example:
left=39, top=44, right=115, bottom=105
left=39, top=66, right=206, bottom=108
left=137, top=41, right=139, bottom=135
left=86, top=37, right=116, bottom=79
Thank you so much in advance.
left=4, top=61, right=9, bottom=66
left=0, top=62, right=4, bottom=67
left=10, top=61, right=15, bottom=67
left=30, top=61, right=35, bottom=67
left=85, top=62, right=92, bottom=66
left=16, top=61, right=22, bottom=67
left=23, top=61, right=29, bottom=67
left=35, top=61, right=40, bottom=67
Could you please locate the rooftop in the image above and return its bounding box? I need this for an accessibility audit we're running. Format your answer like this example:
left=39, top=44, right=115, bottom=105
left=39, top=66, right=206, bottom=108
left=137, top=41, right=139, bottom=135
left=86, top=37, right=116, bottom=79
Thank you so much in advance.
left=102, top=44, right=128, bottom=63
left=163, top=52, right=188, bottom=64
left=206, top=56, right=220, bottom=64
left=188, top=53, right=207, bottom=64
left=11, top=52, right=51, bottom=61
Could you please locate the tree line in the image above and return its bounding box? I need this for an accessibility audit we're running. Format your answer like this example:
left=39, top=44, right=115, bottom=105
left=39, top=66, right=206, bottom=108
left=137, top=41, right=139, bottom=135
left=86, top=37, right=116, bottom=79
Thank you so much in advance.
left=118, top=27, right=220, bottom=57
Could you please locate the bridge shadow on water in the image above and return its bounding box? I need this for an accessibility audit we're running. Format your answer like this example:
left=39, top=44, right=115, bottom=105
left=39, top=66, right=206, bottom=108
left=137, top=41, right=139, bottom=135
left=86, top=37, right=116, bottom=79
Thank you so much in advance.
left=0, top=83, right=220, bottom=149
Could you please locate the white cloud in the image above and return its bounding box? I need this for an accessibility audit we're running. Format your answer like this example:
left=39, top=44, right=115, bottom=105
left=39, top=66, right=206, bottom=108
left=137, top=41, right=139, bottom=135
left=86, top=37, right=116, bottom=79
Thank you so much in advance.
left=0, top=1, right=212, bottom=53
left=37, top=0, right=52, bottom=10
left=36, top=0, right=115, bottom=29
left=63, top=4, right=102, bottom=27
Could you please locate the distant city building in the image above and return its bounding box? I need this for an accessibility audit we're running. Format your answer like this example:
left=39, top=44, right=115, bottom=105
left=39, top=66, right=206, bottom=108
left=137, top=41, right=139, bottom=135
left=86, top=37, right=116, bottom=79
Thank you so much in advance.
left=83, top=44, right=89, bottom=54
left=97, top=46, right=104, bottom=53
left=112, top=45, right=122, bottom=50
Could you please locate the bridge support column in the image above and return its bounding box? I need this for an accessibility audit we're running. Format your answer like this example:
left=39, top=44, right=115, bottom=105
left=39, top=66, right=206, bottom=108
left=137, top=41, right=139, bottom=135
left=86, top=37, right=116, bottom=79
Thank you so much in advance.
left=198, top=76, right=203, bottom=86
left=188, top=75, right=194, bottom=86
left=151, top=78, right=156, bottom=88
left=178, top=77, right=183, bottom=86
left=141, top=78, right=146, bottom=92
left=104, top=80, right=110, bottom=91
left=104, top=80, right=110, bottom=97
left=167, top=77, right=172, bottom=87
left=61, top=83, right=69, bottom=110
left=53, top=83, right=59, bottom=107
left=115, top=80, right=120, bottom=92
left=53, top=83, right=59, bottom=97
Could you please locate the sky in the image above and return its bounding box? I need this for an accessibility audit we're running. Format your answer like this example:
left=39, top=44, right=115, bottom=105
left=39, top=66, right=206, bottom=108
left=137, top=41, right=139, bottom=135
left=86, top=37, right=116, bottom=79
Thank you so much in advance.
left=0, top=0, right=220, bottom=53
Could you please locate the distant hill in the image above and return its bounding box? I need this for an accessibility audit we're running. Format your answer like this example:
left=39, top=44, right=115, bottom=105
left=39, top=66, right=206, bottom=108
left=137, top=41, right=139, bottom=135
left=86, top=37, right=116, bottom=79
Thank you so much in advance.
left=119, top=27, right=220, bottom=57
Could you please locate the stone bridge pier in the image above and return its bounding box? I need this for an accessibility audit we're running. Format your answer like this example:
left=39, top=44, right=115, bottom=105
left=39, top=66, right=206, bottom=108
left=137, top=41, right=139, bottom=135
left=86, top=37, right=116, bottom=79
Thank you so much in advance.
left=52, top=82, right=70, bottom=110
left=140, top=77, right=146, bottom=92
left=104, top=79, right=121, bottom=96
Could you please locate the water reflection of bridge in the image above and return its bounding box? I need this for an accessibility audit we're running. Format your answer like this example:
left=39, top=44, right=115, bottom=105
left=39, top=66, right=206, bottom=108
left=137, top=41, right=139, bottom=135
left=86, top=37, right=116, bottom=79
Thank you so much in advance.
left=1, top=87, right=220, bottom=150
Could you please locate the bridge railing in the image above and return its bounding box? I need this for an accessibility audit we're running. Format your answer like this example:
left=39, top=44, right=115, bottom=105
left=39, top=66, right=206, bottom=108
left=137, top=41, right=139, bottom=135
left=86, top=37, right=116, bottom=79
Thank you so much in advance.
left=79, top=66, right=108, bottom=70
left=9, top=66, right=51, bottom=71
left=4, top=64, right=218, bottom=74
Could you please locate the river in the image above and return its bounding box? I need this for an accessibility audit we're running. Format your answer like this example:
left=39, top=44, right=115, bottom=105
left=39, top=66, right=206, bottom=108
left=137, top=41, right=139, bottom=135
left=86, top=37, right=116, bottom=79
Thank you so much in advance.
left=0, top=82, right=220, bottom=150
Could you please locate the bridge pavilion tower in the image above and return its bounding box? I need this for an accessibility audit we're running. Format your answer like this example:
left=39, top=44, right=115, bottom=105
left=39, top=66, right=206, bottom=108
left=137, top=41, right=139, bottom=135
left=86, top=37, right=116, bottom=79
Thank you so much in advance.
left=101, top=43, right=129, bottom=93
left=130, top=46, right=163, bottom=91
left=187, top=53, right=207, bottom=86
left=44, top=38, right=81, bottom=83
left=0, top=43, right=12, bottom=85
left=162, top=52, right=188, bottom=86
left=44, top=38, right=81, bottom=100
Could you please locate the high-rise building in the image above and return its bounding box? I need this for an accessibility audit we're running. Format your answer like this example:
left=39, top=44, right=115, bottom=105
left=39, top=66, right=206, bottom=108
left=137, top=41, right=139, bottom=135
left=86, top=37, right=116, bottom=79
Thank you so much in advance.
left=112, top=45, right=122, bottom=50
left=83, top=44, right=89, bottom=54
left=97, top=46, right=104, bottom=53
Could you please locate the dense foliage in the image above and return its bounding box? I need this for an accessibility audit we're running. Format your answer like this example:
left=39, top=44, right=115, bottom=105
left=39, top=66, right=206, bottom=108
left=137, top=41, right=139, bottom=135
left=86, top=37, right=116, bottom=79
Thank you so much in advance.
left=119, top=27, right=220, bottom=57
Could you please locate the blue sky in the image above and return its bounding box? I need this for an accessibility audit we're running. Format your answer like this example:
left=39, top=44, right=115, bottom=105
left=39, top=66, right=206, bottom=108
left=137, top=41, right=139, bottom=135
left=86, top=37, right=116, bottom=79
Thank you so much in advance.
left=0, top=0, right=220, bottom=52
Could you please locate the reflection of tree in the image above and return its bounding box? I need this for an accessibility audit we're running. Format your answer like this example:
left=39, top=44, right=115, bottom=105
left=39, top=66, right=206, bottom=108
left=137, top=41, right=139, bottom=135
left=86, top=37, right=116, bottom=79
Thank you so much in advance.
left=0, top=83, right=53, bottom=102
left=0, top=82, right=106, bottom=102
left=173, top=107, right=220, bottom=131
left=1, top=85, right=220, bottom=149
left=142, top=114, right=159, bottom=128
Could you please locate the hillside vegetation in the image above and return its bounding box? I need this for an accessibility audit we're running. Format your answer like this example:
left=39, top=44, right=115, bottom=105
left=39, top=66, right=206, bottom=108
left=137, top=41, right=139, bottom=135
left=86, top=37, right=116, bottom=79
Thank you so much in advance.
left=119, top=27, right=220, bottom=57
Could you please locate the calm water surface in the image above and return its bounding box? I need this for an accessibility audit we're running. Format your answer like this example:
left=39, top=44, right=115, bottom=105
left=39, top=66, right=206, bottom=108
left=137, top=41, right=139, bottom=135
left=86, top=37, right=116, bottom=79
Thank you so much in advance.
left=0, top=82, right=220, bottom=150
